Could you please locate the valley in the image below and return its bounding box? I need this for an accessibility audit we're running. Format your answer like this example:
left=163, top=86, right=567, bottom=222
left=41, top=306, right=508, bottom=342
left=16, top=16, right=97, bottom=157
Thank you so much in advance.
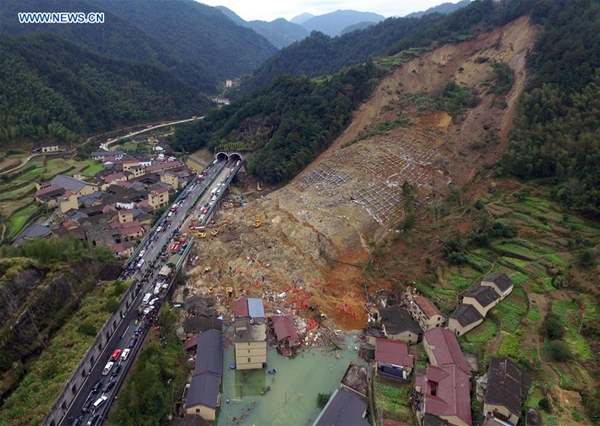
left=1, top=1, right=600, bottom=426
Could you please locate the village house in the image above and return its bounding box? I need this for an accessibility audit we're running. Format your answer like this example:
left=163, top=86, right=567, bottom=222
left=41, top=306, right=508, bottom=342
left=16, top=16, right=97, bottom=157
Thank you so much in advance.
left=14, top=223, right=53, bottom=245
left=481, top=273, right=514, bottom=299
left=313, top=389, right=370, bottom=426
left=50, top=174, right=97, bottom=197
left=34, top=143, right=61, bottom=153
left=415, top=365, right=472, bottom=426
left=34, top=184, right=65, bottom=208
left=407, top=293, right=446, bottom=331
left=271, top=315, right=300, bottom=357
left=423, top=327, right=472, bottom=376
left=379, top=305, right=423, bottom=344
left=160, top=170, right=181, bottom=189
left=374, top=338, right=414, bottom=381
left=233, top=298, right=267, bottom=370
left=462, top=286, right=502, bottom=317
left=483, top=357, right=531, bottom=426
left=448, top=304, right=484, bottom=336
left=148, top=186, right=170, bottom=210
left=58, top=190, right=79, bottom=214
left=106, top=242, right=134, bottom=259
left=91, top=150, right=124, bottom=161
left=185, top=329, right=223, bottom=420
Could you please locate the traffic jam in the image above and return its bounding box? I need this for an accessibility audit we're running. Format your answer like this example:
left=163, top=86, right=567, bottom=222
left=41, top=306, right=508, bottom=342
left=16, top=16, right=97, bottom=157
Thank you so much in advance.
left=64, top=159, right=239, bottom=426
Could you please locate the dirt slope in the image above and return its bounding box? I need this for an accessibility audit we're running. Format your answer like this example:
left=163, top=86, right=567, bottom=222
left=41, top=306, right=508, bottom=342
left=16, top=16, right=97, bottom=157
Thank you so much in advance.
left=188, top=16, right=537, bottom=329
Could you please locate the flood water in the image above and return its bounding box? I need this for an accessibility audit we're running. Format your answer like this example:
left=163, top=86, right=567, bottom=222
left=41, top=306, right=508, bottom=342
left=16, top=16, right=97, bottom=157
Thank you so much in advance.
left=217, top=332, right=361, bottom=426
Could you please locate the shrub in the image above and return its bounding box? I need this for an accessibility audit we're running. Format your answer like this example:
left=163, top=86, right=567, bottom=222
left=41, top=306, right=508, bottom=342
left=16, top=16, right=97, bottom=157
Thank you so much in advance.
left=544, top=312, right=565, bottom=340
left=78, top=321, right=97, bottom=336
left=539, top=397, right=551, bottom=413
left=547, top=340, right=571, bottom=361
left=103, top=298, right=119, bottom=313
left=317, top=392, right=331, bottom=409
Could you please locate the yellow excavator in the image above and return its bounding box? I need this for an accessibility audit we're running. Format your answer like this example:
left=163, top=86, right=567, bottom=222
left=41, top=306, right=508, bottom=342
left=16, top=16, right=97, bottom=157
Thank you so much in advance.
left=253, top=211, right=267, bottom=228
left=211, top=223, right=227, bottom=237
left=256, top=182, right=262, bottom=191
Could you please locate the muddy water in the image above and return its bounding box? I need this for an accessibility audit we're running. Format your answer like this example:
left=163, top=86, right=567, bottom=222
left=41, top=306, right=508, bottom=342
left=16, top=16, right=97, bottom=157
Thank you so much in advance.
left=217, top=332, right=362, bottom=426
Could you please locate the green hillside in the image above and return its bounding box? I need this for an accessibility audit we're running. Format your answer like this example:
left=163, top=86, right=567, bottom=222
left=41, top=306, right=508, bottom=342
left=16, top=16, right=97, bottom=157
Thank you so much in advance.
left=0, top=33, right=209, bottom=146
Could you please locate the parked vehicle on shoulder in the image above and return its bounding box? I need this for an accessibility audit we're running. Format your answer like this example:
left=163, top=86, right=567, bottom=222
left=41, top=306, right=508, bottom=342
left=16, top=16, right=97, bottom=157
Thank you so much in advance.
left=82, top=396, right=95, bottom=412
left=128, top=337, right=138, bottom=348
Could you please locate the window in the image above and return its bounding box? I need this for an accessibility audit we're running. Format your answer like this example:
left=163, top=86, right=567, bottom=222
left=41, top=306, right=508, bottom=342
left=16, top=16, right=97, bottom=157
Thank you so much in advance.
left=248, top=358, right=251, bottom=363
left=196, top=409, right=200, bottom=414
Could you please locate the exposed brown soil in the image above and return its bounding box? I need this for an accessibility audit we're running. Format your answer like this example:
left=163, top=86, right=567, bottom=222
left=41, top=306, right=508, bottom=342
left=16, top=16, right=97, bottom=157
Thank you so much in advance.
left=188, top=16, right=538, bottom=330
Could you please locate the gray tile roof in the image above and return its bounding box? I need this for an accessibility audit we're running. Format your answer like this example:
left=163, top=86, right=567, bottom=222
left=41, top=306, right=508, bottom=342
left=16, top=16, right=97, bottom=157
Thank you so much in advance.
left=485, top=357, right=532, bottom=417
left=194, top=330, right=223, bottom=377
left=464, top=285, right=500, bottom=307
left=15, top=224, right=52, bottom=244
left=313, top=389, right=369, bottom=426
left=380, top=306, right=423, bottom=336
left=482, top=273, right=513, bottom=293
left=50, top=174, right=89, bottom=194
left=450, top=303, right=484, bottom=326
left=186, top=373, right=220, bottom=410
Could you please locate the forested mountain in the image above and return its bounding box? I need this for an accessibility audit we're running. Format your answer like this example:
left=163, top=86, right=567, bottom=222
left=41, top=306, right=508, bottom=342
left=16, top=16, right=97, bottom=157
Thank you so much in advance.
left=405, top=0, right=472, bottom=18
left=0, top=0, right=277, bottom=92
left=503, top=0, right=600, bottom=216
left=172, top=62, right=382, bottom=184
left=92, top=0, right=276, bottom=81
left=300, top=10, right=385, bottom=36
left=217, top=6, right=309, bottom=49
left=0, top=33, right=208, bottom=145
left=341, top=21, right=377, bottom=34
left=239, top=0, right=530, bottom=95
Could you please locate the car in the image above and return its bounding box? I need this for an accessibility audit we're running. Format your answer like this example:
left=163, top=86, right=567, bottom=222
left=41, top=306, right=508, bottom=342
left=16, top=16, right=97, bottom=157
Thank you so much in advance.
left=102, top=361, right=114, bottom=376
left=103, top=380, right=116, bottom=393
left=110, top=349, right=122, bottom=361
left=120, top=348, right=131, bottom=361
left=167, top=211, right=173, bottom=217
left=92, top=395, right=108, bottom=412
left=203, top=209, right=208, bottom=214
left=82, top=396, right=95, bottom=413
left=134, top=324, right=144, bottom=336
left=128, top=337, right=138, bottom=348
left=71, top=414, right=84, bottom=426
left=138, top=249, right=146, bottom=258
left=110, top=364, right=122, bottom=378
left=86, top=413, right=100, bottom=426
left=156, top=226, right=163, bottom=233
left=91, top=379, right=103, bottom=394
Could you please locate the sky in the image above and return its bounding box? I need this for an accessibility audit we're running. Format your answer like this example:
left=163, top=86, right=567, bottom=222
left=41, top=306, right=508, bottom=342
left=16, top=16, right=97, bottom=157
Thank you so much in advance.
left=197, top=0, right=466, bottom=22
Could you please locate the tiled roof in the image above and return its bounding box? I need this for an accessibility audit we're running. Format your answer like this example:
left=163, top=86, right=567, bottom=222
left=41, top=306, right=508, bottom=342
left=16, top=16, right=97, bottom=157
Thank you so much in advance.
left=233, top=298, right=249, bottom=317
left=194, top=329, right=223, bottom=377
left=482, top=273, right=513, bottom=293
left=450, top=303, right=484, bottom=327
left=119, top=224, right=142, bottom=236
left=272, top=315, right=299, bottom=346
left=35, top=184, right=62, bottom=197
left=152, top=186, right=169, bottom=195
left=375, top=338, right=414, bottom=368
left=463, top=285, right=500, bottom=307
left=50, top=174, right=89, bottom=193
left=186, top=373, right=220, bottom=410
left=419, top=365, right=472, bottom=426
left=485, top=357, right=532, bottom=417
left=424, top=328, right=471, bottom=376
left=314, top=389, right=370, bottom=426
left=380, top=306, right=423, bottom=336
left=414, top=295, right=442, bottom=318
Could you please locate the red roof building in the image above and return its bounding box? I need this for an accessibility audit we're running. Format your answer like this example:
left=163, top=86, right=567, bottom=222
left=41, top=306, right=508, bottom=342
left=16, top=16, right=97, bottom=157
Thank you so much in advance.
left=416, top=365, right=472, bottom=426
left=233, top=299, right=249, bottom=317
left=271, top=315, right=299, bottom=356
left=423, top=327, right=472, bottom=376
left=375, top=338, right=414, bottom=380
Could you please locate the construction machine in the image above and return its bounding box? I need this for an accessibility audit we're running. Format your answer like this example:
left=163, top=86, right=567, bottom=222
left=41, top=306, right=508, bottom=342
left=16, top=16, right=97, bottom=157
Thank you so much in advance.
left=211, top=223, right=227, bottom=237
left=253, top=211, right=266, bottom=228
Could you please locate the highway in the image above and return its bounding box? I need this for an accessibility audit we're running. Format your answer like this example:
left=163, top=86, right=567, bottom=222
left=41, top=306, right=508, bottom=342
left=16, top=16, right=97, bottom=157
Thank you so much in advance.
left=59, top=159, right=234, bottom=426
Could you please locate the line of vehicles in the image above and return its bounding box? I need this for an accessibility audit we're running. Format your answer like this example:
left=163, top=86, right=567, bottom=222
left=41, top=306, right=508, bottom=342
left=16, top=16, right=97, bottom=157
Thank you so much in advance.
left=62, top=159, right=235, bottom=426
